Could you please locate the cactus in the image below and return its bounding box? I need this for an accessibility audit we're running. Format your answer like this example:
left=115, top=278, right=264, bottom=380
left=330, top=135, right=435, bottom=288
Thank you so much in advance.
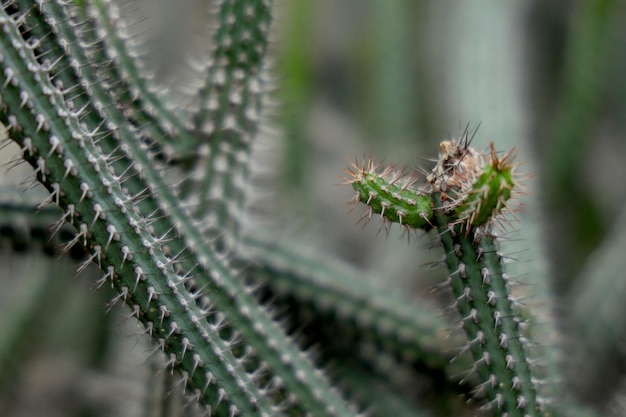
left=0, top=1, right=620, bottom=417
left=345, top=133, right=554, bottom=416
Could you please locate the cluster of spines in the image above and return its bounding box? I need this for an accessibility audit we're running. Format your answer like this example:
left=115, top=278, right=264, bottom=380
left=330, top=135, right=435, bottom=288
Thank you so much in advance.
left=450, top=144, right=520, bottom=230
left=1, top=1, right=361, bottom=416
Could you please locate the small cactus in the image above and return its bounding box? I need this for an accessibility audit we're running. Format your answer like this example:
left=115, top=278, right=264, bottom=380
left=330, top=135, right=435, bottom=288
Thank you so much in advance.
left=345, top=135, right=554, bottom=417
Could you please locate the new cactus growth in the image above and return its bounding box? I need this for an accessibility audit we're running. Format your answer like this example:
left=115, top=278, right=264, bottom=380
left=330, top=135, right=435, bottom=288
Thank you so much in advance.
left=446, top=143, right=520, bottom=229
left=345, top=159, right=434, bottom=230
left=346, top=136, right=553, bottom=416
left=346, top=134, right=521, bottom=233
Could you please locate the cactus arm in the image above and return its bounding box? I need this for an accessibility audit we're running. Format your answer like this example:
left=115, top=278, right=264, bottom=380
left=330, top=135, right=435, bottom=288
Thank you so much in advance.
left=86, top=0, right=201, bottom=156
left=193, top=0, right=271, bottom=135
left=345, top=159, right=434, bottom=230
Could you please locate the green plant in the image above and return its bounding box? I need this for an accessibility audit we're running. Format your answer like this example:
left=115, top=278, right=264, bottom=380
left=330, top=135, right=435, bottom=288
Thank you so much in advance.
left=344, top=134, right=554, bottom=417
left=0, top=1, right=623, bottom=417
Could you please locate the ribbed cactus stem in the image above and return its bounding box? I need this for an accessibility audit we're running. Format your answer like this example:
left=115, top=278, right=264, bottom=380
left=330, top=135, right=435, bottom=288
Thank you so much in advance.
left=434, top=202, right=546, bottom=416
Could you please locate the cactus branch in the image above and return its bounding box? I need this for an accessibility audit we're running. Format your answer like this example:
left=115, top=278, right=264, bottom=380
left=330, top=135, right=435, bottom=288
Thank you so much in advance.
left=346, top=137, right=557, bottom=416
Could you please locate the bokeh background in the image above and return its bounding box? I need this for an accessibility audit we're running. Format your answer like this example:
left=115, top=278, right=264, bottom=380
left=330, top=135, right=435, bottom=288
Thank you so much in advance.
left=2, top=0, right=626, bottom=415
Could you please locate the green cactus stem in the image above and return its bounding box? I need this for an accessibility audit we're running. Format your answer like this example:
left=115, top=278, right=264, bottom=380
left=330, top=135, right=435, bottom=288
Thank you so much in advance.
left=345, top=138, right=556, bottom=416
left=345, top=158, right=434, bottom=231
left=434, top=203, right=548, bottom=416
left=451, top=144, right=520, bottom=229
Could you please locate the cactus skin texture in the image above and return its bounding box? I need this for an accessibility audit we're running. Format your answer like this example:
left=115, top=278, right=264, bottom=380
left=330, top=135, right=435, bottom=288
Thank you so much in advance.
left=434, top=207, right=544, bottom=417
left=346, top=137, right=555, bottom=417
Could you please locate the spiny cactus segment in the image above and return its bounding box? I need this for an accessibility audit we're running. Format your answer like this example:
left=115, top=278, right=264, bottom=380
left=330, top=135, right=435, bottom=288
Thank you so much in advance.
left=452, top=144, right=518, bottom=229
left=344, top=159, right=434, bottom=231
left=344, top=135, right=553, bottom=417
left=345, top=134, right=523, bottom=233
